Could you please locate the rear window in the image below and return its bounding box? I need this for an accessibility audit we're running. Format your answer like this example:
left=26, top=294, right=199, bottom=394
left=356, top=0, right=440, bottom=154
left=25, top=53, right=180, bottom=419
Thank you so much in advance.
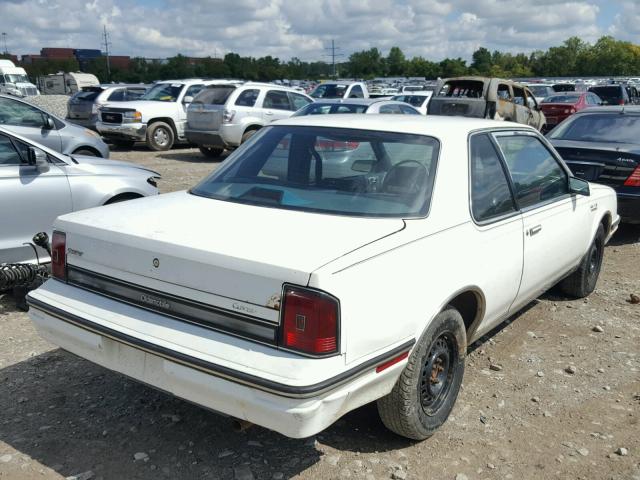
left=548, top=113, right=640, bottom=144
left=193, top=85, right=237, bottom=105
left=310, top=84, right=348, bottom=99
left=436, top=81, right=484, bottom=98
left=588, top=86, right=623, bottom=105
left=393, top=95, right=428, bottom=107
left=191, top=126, right=440, bottom=218
left=542, top=94, right=581, bottom=104
left=293, top=103, right=368, bottom=116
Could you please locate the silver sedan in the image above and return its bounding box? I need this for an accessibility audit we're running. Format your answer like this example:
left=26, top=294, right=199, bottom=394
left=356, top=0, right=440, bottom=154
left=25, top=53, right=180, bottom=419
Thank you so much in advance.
left=0, top=126, right=159, bottom=264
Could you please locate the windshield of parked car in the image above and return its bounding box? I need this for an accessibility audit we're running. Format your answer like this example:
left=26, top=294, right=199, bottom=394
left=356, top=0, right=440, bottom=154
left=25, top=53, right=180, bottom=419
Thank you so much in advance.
left=141, top=83, right=183, bottom=102
left=310, top=84, right=348, bottom=99
left=392, top=95, right=428, bottom=107
left=191, top=125, right=440, bottom=218
left=436, top=81, right=484, bottom=98
left=588, top=86, right=623, bottom=105
left=4, top=74, right=29, bottom=84
left=293, top=103, right=369, bottom=116
left=542, top=94, right=581, bottom=104
left=528, top=85, right=551, bottom=96
left=548, top=113, right=640, bottom=144
left=192, top=85, right=237, bottom=105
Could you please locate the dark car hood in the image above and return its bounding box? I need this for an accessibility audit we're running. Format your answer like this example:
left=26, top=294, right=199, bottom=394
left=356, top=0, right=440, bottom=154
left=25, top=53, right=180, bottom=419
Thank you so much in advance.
left=549, top=139, right=640, bottom=155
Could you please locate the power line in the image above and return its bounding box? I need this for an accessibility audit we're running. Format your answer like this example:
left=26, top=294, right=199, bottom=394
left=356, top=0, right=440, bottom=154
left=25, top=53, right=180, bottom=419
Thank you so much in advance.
left=102, top=25, right=111, bottom=80
left=1, top=33, right=7, bottom=55
left=323, top=39, right=343, bottom=78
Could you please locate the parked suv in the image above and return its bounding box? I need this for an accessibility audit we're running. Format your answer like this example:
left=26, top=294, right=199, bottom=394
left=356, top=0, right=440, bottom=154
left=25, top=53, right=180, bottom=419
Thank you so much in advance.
left=185, top=82, right=313, bottom=158
left=428, top=77, right=545, bottom=130
left=67, top=84, right=148, bottom=129
left=588, top=84, right=631, bottom=106
left=96, top=79, right=219, bottom=151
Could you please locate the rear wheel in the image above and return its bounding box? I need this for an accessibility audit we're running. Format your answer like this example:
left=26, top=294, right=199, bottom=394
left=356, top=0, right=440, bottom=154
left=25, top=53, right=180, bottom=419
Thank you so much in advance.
left=199, top=146, right=224, bottom=158
left=241, top=129, right=259, bottom=144
left=377, top=307, right=466, bottom=440
left=146, top=122, right=174, bottom=151
left=559, top=224, right=605, bottom=298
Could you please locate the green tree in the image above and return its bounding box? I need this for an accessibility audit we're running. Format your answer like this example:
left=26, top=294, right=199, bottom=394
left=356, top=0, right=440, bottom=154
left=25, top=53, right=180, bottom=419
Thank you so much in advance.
left=471, top=47, right=492, bottom=74
left=386, top=46, right=406, bottom=76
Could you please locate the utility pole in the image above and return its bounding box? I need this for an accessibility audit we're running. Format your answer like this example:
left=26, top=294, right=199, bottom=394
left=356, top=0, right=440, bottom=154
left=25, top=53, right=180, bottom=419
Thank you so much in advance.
left=323, top=39, right=343, bottom=79
left=1, top=33, right=7, bottom=55
left=102, top=25, right=111, bottom=81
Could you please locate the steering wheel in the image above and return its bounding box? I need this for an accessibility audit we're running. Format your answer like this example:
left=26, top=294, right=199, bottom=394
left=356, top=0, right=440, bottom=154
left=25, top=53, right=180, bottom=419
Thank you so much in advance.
left=382, top=160, right=428, bottom=194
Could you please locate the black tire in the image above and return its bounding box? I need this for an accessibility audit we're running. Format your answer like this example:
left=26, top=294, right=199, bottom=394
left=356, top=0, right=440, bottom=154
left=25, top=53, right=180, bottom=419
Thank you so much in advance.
left=559, top=224, right=605, bottom=298
left=199, top=146, right=224, bottom=158
left=112, top=140, right=136, bottom=149
left=72, top=148, right=98, bottom=157
left=241, top=129, right=258, bottom=144
left=377, top=307, right=466, bottom=440
left=146, top=122, right=174, bottom=151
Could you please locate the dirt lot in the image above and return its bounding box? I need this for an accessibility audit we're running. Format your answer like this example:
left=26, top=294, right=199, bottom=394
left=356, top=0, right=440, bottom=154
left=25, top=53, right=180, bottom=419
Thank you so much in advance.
left=1, top=146, right=639, bottom=480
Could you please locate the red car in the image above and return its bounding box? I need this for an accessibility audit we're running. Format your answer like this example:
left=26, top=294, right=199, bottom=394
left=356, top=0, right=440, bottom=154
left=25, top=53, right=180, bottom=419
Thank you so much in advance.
left=541, top=92, right=602, bottom=132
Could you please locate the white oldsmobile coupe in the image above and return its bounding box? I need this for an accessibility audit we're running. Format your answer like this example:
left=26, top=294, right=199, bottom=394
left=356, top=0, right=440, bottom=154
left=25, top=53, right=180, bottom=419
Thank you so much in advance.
left=28, top=115, right=619, bottom=440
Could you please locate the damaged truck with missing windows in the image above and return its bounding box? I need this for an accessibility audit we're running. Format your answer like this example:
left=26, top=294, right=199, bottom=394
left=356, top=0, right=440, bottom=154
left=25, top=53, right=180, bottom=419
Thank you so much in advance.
left=427, top=77, right=546, bottom=131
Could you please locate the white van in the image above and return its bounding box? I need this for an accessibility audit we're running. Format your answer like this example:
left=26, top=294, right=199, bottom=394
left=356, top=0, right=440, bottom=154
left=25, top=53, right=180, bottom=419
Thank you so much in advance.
left=0, top=60, right=39, bottom=97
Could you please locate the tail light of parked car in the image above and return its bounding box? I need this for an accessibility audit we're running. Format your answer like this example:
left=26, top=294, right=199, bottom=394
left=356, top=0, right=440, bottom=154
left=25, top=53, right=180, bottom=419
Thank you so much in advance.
left=624, top=165, right=640, bottom=187
left=564, top=107, right=577, bottom=114
left=51, top=231, right=67, bottom=281
left=223, top=109, right=235, bottom=123
left=280, top=285, right=339, bottom=356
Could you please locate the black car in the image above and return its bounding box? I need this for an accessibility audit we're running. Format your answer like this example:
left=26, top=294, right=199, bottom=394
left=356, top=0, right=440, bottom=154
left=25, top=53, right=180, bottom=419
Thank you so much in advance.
left=547, top=106, right=640, bottom=222
left=587, top=85, right=631, bottom=106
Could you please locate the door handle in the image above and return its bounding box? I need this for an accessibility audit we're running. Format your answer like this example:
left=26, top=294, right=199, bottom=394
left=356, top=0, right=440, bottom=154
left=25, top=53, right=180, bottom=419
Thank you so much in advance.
left=528, top=225, right=542, bottom=236
left=264, top=111, right=273, bottom=116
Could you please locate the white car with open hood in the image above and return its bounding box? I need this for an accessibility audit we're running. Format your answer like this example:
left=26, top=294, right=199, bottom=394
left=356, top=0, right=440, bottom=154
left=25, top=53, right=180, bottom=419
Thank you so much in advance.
left=27, top=115, right=619, bottom=440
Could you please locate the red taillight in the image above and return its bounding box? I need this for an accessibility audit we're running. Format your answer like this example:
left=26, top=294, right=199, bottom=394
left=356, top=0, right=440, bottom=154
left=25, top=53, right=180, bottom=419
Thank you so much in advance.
left=315, top=140, right=359, bottom=152
left=624, top=165, right=640, bottom=187
left=51, top=231, right=67, bottom=281
left=281, top=286, right=339, bottom=355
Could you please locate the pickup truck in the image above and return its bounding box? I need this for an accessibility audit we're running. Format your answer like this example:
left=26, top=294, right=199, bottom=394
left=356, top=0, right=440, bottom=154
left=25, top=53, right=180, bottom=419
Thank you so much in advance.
left=309, top=81, right=369, bottom=100
left=96, top=79, right=217, bottom=150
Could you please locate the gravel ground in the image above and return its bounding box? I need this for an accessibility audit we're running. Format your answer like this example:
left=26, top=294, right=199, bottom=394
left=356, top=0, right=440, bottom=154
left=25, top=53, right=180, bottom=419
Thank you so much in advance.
left=1, top=146, right=639, bottom=480
left=25, top=95, right=70, bottom=119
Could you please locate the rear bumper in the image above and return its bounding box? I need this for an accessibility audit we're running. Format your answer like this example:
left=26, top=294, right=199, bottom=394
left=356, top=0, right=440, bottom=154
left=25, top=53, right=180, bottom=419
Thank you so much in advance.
left=617, top=192, right=640, bottom=223
left=184, top=129, right=225, bottom=148
left=26, top=282, right=412, bottom=438
left=96, top=121, right=147, bottom=141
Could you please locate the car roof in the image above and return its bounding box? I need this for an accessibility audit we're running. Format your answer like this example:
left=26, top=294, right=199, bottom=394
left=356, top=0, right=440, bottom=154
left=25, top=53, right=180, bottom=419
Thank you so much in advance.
left=241, top=82, right=310, bottom=94
left=310, top=98, right=393, bottom=106
left=393, top=91, right=432, bottom=97
left=274, top=114, right=534, bottom=136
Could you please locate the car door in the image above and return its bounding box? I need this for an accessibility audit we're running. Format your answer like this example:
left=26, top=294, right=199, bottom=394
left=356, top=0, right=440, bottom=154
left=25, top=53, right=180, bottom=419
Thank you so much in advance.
left=0, top=97, right=62, bottom=151
left=0, top=133, right=72, bottom=264
left=492, top=131, right=592, bottom=308
left=176, top=84, right=204, bottom=134
left=468, top=133, right=524, bottom=333
left=261, top=89, right=295, bottom=122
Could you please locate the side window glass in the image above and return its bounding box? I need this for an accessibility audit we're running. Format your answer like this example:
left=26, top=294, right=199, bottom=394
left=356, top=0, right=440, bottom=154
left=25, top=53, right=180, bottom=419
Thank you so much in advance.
left=400, top=105, right=420, bottom=114
left=127, top=89, right=146, bottom=101
left=0, top=134, right=23, bottom=165
left=379, top=104, right=402, bottom=114
left=288, top=92, right=311, bottom=111
left=235, top=89, right=259, bottom=107
left=349, top=85, right=364, bottom=98
left=470, top=134, right=517, bottom=222
left=497, top=84, right=511, bottom=101
left=0, top=97, right=45, bottom=128
left=263, top=90, right=291, bottom=110
left=495, top=135, right=568, bottom=208
left=512, top=87, right=526, bottom=106
left=107, top=89, right=125, bottom=101
left=184, top=84, right=204, bottom=99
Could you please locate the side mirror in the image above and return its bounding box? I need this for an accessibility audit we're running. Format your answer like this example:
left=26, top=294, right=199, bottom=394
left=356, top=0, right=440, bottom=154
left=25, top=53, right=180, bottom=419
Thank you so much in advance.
left=28, top=146, right=49, bottom=173
left=568, top=176, right=590, bottom=196
left=43, top=115, right=55, bottom=130
left=183, top=95, right=194, bottom=104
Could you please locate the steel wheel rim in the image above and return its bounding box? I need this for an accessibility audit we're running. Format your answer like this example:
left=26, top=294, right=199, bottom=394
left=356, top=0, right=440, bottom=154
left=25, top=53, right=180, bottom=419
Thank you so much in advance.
left=420, top=333, right=456, bottom=415
left=154, top=128, right=169, bottom=146
left=588, top=241, right=601, bottom=275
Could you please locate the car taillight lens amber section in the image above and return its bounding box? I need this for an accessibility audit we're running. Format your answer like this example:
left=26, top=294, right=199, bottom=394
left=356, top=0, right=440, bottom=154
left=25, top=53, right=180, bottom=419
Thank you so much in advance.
left=624, top=165, right=640, bottom=187
left=281, top=286, right=339, bottom=355
left=51, top=231, right=67, bottom=281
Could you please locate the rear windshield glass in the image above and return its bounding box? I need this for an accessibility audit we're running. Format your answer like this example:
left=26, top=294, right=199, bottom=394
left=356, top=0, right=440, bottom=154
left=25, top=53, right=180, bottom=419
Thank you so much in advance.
left=294, top=103, right=368, bottom=116
left=191, top=126, right=440, bottom=218
left=310, top=84, right=348, bottom=99
left=553, top=84, right=576, bottom=92
left=548, top=113, right=640, bottom=144
left=72, top=88, right=104, bottom=101
left=527, top=85, right=551, bottom=96
left=588, top=87, right=623, bottom=104
left=436, top=81, right=484, bottom=98
left=542, top=94, right=580, bottom=104
left=393, top=95, right=428, bottom=107
left=192, top=85, right=236, bottom=105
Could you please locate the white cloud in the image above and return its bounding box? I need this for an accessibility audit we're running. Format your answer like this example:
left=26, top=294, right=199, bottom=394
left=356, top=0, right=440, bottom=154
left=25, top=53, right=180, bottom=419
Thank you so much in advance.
left=0, top=0, right=625, bottom=62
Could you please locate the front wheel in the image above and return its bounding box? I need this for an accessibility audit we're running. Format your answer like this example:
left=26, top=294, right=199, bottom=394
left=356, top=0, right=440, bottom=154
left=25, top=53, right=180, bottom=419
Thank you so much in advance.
left=377, top=307, right=466, bottom=440
left=72, top=148, right=98, bottom=157
left=146, top=122, right=174, bottom=151
left=558, top=224, right=605, bottom=298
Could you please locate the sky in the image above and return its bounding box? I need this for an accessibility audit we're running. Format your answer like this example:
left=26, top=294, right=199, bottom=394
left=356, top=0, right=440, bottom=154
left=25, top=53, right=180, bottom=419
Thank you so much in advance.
left=0, top=0, right=638, bottom=62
